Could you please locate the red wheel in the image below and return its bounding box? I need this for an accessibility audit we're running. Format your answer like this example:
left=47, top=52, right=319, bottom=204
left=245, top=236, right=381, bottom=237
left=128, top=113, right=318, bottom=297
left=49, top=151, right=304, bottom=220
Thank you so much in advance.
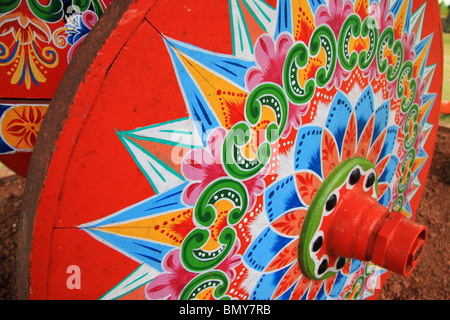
left=18, top=0, right=442, bottom=300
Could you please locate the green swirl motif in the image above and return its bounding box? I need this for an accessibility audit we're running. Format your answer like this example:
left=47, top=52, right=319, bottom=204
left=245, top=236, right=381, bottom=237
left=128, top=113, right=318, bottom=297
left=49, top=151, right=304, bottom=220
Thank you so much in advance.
left=401, top=80, right=417, bottom=113
left=387, top=39, right=404, bottom=83
left=392, top=194, right=404, bottom=212
left=181, top=226, right=237, bottom=272
left=0, top=0, right=20, bottom=13
left=194, top=178, right=248, bottom=227
left=73, top=0, right=105, bottom=17
left=223, top=121, right=270, bottom=179
left=404, top=104, right=419, bottom=150
left=396, top=59, right=419, bottom=212
left=377, top=27, right=394, bottom=73
left=309, top=25, right=336, bottom=87
left=283, top=41, right=314, bottom=103
left=179, top=271, right=231, bottom=300
left=397, top=60, right=414, bottom=99
left=397, top=148, right=415, bottom=194
left=27, top=0, right=64, bottom=22
left=358, top=17, right=378, bottom=70
left=284, top=25, right=336, bottom=103
left=339, top=14, right=361, bottom=70
left=377, top=27, right=405, bottom=84
left=245, top=83, right=288, bottom=142
left=180, top=178, right=248, bottom=272
left=224, top=82, right=287, bottom=180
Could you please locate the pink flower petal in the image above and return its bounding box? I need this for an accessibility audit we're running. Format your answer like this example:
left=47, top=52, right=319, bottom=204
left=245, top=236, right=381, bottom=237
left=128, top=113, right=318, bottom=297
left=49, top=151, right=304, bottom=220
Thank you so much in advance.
left=246, top=69, right=265, bottom=91
left=181, top=150, right=211, bottom=181
left=145, top=274, right=175, bottom=300
left=254, top=35, right=276, bottom=71
left=207, top=127, right=226, bottom=163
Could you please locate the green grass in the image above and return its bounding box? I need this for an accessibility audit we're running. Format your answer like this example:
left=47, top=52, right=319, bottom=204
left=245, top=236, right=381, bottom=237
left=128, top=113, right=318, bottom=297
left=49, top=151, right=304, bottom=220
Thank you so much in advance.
left=443, top=33, right=450, bottom=102
left=441, top=1, right=449, bottom=17
left=440, top=113, right=450, bottom=122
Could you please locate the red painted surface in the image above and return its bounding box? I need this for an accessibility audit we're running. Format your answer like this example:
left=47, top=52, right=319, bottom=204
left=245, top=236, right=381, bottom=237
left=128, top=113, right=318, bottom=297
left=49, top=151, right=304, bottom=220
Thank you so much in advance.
left=0, top=152, right=31, bottom=177
left=21, top=0, right=443, bottom=300
left=27, top=0, right=160, bottom=299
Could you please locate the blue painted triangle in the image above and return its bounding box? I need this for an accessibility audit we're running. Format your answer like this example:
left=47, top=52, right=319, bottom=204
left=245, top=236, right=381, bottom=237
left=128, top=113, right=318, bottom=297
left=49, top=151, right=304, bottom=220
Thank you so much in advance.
left=414, top=34, right=433, bottom=79
left=274, top=0, right=293, bottom=39
left=81, top=182, right=189, bottom=228
left=265, top=175, right=305, bottom=223
left=165, top=44, right=220, bottom=146
left=165, top=37, right=254, bottom=90
left=244, top=226, right=294, bottom=272
left=294, top=126, right=323, bottom=178
left=420, top=94, right=435, bottom=127
left=307, top=0, right=326, bottom=15
left=326, top=92, right=352, bottom=154
left=372, top=102, right=390, bottom=147
left=249, top=265, right=291, bottom=299
left=84, top=228, right=174, bottom=272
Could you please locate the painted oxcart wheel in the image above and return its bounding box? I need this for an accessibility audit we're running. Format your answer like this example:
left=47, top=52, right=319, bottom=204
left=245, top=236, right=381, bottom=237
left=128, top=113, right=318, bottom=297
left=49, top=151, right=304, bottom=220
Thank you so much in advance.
left=0, top=1, right=112, bottom=176
left=18, top=0, right=442, bottom=300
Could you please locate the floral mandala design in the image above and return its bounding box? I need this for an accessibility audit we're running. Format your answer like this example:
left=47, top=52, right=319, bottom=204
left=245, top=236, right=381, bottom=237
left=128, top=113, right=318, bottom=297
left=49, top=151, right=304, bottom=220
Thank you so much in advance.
left=81, top=0, right=437, bottom=300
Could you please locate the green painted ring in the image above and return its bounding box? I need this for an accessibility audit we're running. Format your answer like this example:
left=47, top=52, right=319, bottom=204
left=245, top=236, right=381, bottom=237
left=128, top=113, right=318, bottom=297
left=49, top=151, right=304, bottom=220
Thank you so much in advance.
left=298, top=156, right=379, bottom=280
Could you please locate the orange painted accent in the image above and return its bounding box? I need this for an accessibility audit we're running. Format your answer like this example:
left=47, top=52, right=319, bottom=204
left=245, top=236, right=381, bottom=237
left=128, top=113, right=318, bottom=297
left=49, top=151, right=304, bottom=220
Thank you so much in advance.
left=1, top=105, right=47, bottom=150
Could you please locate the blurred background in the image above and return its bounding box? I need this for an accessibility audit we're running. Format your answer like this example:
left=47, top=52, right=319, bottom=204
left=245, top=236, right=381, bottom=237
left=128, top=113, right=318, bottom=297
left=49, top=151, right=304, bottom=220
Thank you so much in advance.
left=441, top=0, right=450, bottom=112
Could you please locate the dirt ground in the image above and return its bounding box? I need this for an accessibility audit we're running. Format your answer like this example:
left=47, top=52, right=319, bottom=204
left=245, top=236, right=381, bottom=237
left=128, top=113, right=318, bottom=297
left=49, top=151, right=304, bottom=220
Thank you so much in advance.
left=0, top=175, right=24, bottom=300
left=376, top=125, right=450, bottom=300
left=0, top=127, right=448, bottom=300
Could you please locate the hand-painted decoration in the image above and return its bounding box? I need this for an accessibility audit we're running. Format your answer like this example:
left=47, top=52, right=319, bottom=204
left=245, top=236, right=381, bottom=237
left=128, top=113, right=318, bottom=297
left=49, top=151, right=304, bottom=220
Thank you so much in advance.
left=0, top=0, right=110, bottom=95
left=22, top=0, right=442, bottom=300
left=0, top=0, right=111, bottom=163
left=79, top=0, right=437, bottom=300
left=0, top=104, right=47, bottom=153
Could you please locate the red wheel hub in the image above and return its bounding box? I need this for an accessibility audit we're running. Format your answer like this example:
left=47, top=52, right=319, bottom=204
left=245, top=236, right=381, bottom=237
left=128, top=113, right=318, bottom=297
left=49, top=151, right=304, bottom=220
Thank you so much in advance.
left=327, top=187, right=427, bottom=277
